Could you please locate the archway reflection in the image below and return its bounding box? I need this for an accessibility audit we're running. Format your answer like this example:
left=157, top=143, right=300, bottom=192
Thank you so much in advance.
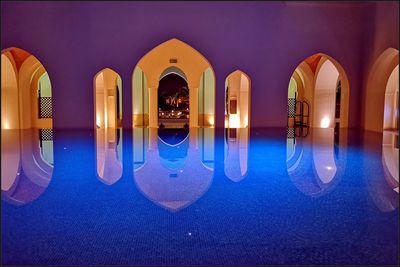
left=95, top=128, right=123, bottom=185
left=133, top=128, right=214, bottom=212
left=224, top=128, right=249, bottom=182
left=286, top=128, right=347, bottom=197
left=2, top=128, right=53, bottom=205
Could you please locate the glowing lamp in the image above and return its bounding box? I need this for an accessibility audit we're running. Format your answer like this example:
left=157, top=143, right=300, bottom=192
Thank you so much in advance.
left=96, top=114, right=101, bottom=128
left=208, top=117, right=215, bottom=127
left=229, top=114, right=240, bottom=128
left=3, top=120, right=9, bottom=129
left=320, top=117, right=330, bottom=128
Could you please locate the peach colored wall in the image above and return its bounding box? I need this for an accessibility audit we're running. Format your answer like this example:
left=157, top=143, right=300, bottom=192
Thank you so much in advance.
left=94, top=68, right=120, bottom=129
left=2, top=50, right=52, bottom=129
left=1, top=129, right=20, bottom=190
left=364, top=48, right=399, bottom=132
left=1, top=53, right=19, bottom=129
left=383, top=65, right=399, bottom=130
left=313, top=59, right=339, bottom=128
left=1, top=2, right=398, bottom=129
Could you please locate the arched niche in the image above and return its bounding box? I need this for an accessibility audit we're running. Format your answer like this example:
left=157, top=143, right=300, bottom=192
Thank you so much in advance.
left=224, top=70, right=251, bottom=129
left=383, top=65, right=399, bottom=131
left=133, top=127, right=214, bottom=212
left=364, top=48, right=399, bottom=132
left=132, top=38, right=215, bottom=128
left=1, top=47, right=54, bottom=205
left=93, top=68, right=123, bottom=185
left=1, top=47, right=53, bottom=129
left=287, top=53, right=350, bottom=129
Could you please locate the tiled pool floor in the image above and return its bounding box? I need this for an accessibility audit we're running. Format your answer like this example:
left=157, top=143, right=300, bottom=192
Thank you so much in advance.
left=1, top=128, right=398, bottom=265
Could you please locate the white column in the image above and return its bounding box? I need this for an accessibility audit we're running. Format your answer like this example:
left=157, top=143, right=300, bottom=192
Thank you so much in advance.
left=148, top=85, right=158, bottom=128
left=189, top=83, right=199, bottom=128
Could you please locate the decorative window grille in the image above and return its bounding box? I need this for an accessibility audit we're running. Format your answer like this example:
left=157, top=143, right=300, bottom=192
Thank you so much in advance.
left=287, top=98, right=296, bottom=118
left=39, top=97, right=52, bottom=118
left=39, top=128, right=53, bottom=141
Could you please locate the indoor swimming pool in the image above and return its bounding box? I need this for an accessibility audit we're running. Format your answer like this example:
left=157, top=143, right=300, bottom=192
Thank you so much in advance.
left=1, top=127, right=398, bottom=265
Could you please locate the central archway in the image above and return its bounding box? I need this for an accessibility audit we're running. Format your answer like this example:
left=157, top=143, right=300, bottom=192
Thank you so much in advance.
left=132, top=38, right=215, bottom=128
left=158, top=70, right=189, bottom=128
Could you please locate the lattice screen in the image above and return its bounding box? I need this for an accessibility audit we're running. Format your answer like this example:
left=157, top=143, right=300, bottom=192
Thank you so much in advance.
left=287, top=127, right=295, bottom=139
left=287, top=98, right=296, bottom=118
left=39, top=128, right=53, bottom=141
left=39, top=97, right=52, bottom=118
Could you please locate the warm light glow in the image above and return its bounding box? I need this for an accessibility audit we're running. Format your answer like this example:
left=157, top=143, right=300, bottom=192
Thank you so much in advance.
left=320, top=117, right=330, bottom=128
left=326, top=166, right=333, bottom=170
left=96, top=114, right=101, bottom=128
left=229, top=114, right=240, bottom=128
left=104, top=110, right=108, bottom=128
left=3, top=120, right=10, bottom=129
left=208, top=117, right=215, bottom=126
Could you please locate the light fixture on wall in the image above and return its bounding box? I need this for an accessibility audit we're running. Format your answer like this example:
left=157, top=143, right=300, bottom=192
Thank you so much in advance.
left=3, top=120, right=10, bottom=129
left=321, top=117, right=330, bottom=128
left=208, top=117, right=214, bottom=127
left=96, top=114, right=101, bottom=128
left=229, top=114, right=240, bottom=128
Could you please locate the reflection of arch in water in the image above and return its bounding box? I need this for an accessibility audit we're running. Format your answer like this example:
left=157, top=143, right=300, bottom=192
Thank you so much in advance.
left=157, top=129, right=190, bottom=170
left=2, top=129, right=53, bottom=205
left=382, top=131, right=399, bottom=192
left=224, top=128, right=249, bottom=182
left=286, top=128, right=347, bottom=197
left=95, top=128, right=123, bottom=185
left=364, top=131, right=399, bottom=213
left=133, top=128, right=214, bottom=212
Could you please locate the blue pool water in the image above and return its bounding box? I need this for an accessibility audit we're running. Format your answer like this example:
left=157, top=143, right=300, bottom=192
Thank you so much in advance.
left=1, top=127, right=399, bottom=265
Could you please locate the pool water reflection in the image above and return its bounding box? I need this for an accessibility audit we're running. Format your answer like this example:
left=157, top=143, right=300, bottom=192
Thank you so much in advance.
left=1, top=129, right=53, bottom=205
left=1, top=127, right=398, bottom=265
left=133, top=128, right=214, bottom=212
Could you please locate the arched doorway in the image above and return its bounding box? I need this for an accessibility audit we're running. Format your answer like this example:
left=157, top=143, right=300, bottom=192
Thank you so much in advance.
left=132, top=38, right=215, bottom=128
left=93, top=68, right=123, bottom=185
left=1, top=47, right=53, bottom=204
left=158, top=71, right=189, bottom=128
left=287, top=53, right=350, bottom=130
left=224, top=70, right=251, bottom=128
left=364, top=48, right=399, bottom=132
